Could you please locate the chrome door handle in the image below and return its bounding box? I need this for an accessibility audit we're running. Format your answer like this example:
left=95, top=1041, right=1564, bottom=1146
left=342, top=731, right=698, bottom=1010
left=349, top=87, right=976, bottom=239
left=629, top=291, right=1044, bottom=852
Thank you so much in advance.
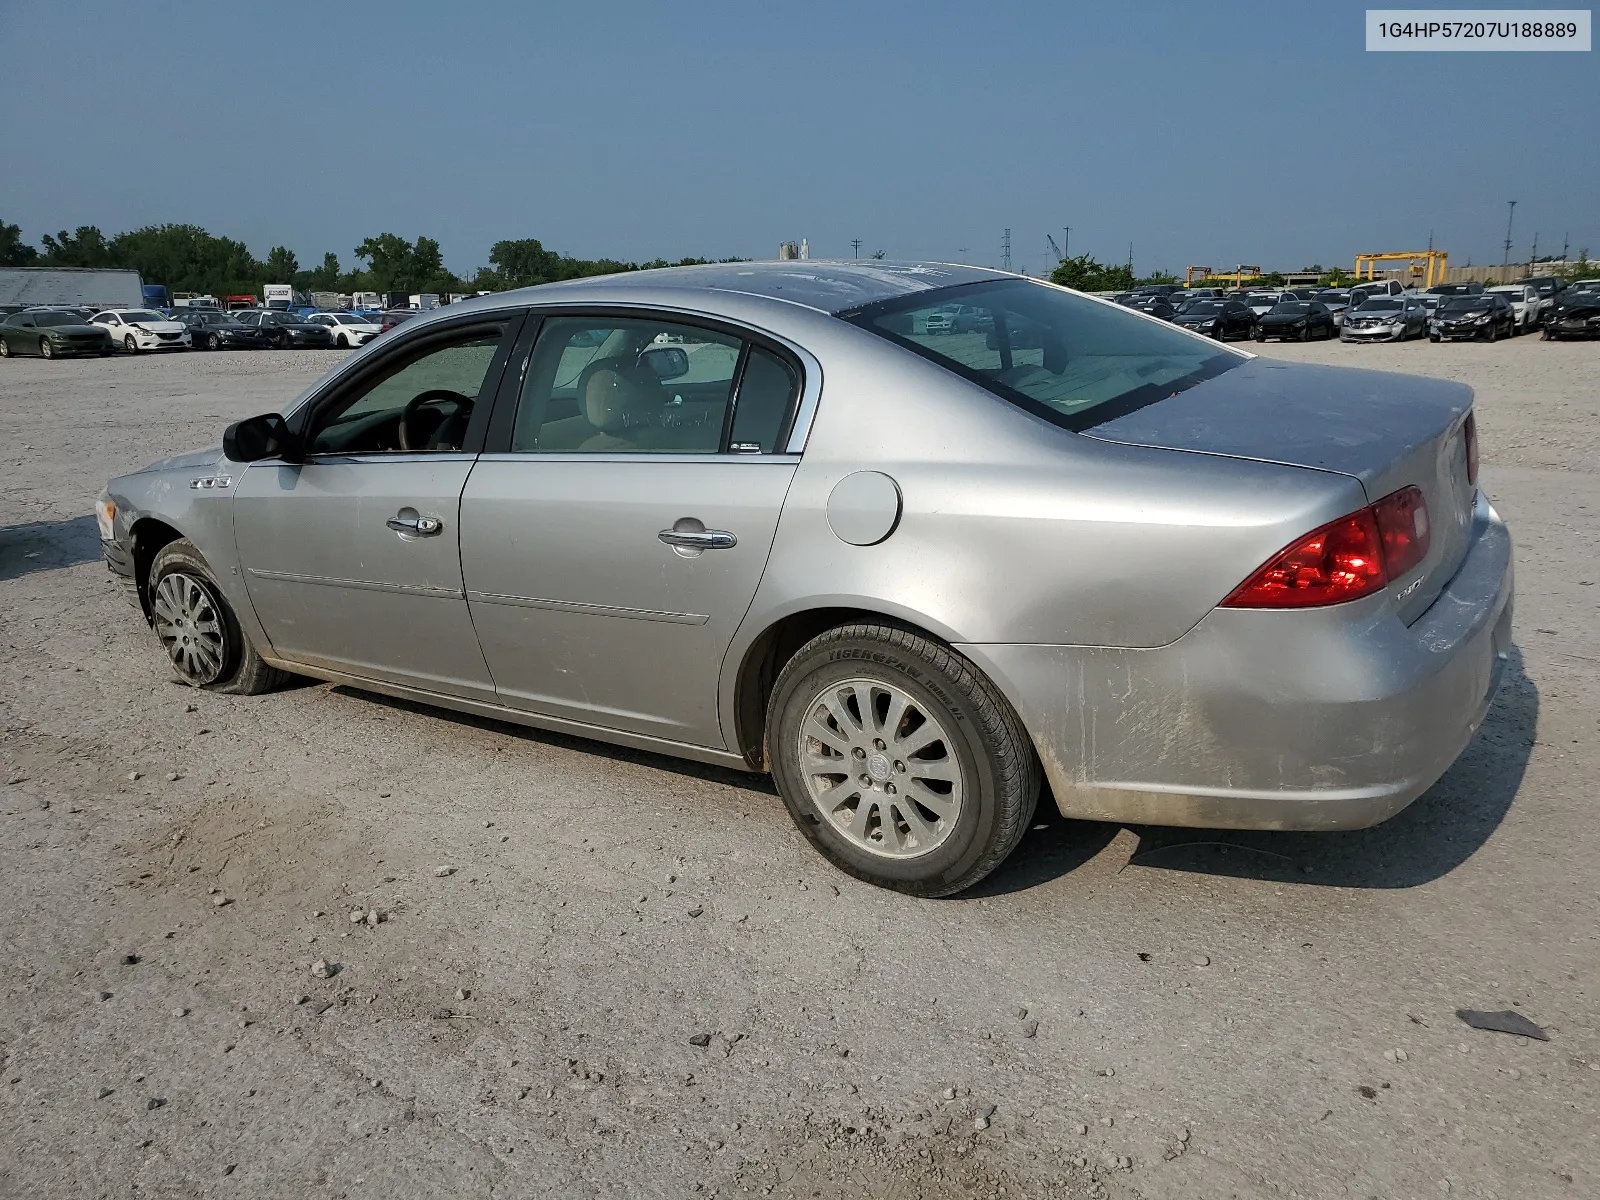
left=387, top=513, right=443, bottom=537
left=658, top=528, right=737, bottom=550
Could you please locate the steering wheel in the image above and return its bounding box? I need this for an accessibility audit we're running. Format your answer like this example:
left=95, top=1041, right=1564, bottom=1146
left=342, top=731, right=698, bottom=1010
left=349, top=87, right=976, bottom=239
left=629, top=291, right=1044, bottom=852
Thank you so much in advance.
left=398, top=389, right=474, bottom=452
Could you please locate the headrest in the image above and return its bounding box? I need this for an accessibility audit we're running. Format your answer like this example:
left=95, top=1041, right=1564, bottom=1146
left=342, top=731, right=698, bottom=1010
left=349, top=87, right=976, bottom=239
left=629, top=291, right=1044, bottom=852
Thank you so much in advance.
left=576, top=357, right=664, bottom=433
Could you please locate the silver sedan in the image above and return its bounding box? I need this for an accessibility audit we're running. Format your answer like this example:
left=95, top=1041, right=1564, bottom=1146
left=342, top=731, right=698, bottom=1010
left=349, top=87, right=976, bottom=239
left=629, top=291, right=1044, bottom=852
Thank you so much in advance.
left=98, top=262, right=1513, bottom=895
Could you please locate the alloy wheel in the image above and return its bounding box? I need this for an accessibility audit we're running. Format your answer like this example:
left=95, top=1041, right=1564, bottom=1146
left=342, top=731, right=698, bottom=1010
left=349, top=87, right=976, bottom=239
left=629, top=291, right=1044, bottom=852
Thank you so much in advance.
left=151, top=571, right=228, bottom=685
left=796, top=677, right=964, bottom=859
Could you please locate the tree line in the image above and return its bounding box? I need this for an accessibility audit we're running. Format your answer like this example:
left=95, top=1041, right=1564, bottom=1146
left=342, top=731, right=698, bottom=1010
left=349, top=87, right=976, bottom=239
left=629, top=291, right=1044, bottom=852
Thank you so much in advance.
left=0, top=217, right=731, bottom=297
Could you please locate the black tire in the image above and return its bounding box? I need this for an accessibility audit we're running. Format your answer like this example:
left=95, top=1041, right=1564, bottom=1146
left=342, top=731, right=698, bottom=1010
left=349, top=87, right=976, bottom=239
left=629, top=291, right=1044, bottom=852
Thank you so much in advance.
left=1298, top=324, right=1310, bottom=342
left=40, top=338, right=54, bottom=359
left=336, top=334, right=349, bottom=349
left=1254, top=331, right=1266, bottom=342
left=767, top=623, right=1040, bottom=897
left=147, top=538, right=291, bottom=696
left=1485, top=322, right=1498, bottom=344
left=208, top=332, right=221, bottom=350
left=1430, top=333, right=1441, bottom=343
left=124, top=334, right=138, bottom=354
left=0, top=338, right=10, bottom=358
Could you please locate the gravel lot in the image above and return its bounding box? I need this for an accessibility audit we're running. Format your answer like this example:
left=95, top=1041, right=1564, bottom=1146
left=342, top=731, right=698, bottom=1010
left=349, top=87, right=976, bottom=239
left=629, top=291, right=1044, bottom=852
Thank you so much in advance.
left=2, top=339, right=1597, bottom=1199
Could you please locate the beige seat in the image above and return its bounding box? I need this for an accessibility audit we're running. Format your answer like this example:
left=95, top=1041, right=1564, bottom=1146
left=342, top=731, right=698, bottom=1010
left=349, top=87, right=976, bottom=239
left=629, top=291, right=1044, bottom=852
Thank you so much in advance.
left=573, top=357, right=667, bottom=452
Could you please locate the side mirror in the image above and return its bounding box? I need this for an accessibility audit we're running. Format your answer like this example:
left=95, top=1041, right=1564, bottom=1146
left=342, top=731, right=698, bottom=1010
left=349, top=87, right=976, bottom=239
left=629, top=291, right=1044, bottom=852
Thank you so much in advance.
left=639, top=345, right=690, bottom=380
left=222, top=413, right=294, bottom=463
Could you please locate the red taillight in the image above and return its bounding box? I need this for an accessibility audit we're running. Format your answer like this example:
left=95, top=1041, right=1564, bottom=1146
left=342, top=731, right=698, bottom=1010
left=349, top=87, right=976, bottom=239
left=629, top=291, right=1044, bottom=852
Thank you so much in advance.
left=1222, top=486, right=1431, bottom=609
left=1463, top=412, right=1479, bottom=486
left=1372, top=485, right=1430, bottom=579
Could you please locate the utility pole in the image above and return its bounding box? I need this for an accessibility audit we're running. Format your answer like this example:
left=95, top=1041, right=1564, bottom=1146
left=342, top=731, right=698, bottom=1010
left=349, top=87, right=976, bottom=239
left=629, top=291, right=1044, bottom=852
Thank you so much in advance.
left=1530, top=232, right=1539, bottom=265
left=1001, top=228, right=1012, bottom=272
left=1127, top=242, right=1134, bottom=275
left=1562, top=233, right=1570, bottom=263
left=1063, top=227, right=1070, bottom=260
left=850, top=238, right=862, bottom=260
left=1503, top=201, right=1516, bottom=268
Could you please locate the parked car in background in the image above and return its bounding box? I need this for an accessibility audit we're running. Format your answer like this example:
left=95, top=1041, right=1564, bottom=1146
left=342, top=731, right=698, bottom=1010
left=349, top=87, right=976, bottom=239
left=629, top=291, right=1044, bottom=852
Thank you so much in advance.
left=173, top=308, right=274, bottom=350
left=1342, top=297, right=1428, bottom=342
left=225, top=295, right=258, bottom=311
left=1127, top=296, right=1178, bottom=320
left=1173, top=298, right=1256, bottom=340
left=1541, top=287, right=1600, bottom=340
left=232, top=310, right=336, bottom=349
left=1315, top=290, right=1352, bottom=326
left=1485, top=284, right=1544, bottom=333
left=1520, top=275, right=1566, bottom=303
left=1430, top=294, right=1516, bottom=342
left=303, top=312, right=383, bottom=347
left=1244, top=292, right=1282, bottom=317
left=1425, top=283, right=1484, bottom=298
left=95, top=260, right=1512, bottom=896
left=378, top=309, right=420, bottom=333
left=1254, top=300, right=1337, bottom=342
left=0, top=309, right=114, bottom=358
left=93, top=309, right=190, bottom=353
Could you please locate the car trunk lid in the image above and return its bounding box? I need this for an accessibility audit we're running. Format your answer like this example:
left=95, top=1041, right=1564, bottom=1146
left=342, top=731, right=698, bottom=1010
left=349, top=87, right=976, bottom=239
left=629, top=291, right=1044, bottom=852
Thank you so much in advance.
left=1083, top=358, right=1477, bottom=624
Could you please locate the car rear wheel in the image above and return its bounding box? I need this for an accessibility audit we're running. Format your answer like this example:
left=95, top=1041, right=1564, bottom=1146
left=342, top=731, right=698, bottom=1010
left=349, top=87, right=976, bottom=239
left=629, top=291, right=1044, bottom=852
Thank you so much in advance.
left=767, top=622, right=1039, bottom=896
left=0, top=339, right=10, bottom=358
left=148, top=539, right=291, bottom=695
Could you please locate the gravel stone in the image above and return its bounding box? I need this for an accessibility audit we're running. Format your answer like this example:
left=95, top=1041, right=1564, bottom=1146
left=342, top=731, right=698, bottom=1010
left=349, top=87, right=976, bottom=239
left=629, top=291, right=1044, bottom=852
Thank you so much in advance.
left=1192, top=954, right=1211, bottom=967
left=688, top=1033, right=712, bottom=1047
left=433, top=865, right=456, bottom=877
left=310, top=959, right=332, bottom=979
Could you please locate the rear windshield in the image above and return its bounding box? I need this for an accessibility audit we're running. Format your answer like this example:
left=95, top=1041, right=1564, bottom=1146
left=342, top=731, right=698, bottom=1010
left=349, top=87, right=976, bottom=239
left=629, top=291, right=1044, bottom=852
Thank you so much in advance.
left=841, top=279, right=1240, bottom=431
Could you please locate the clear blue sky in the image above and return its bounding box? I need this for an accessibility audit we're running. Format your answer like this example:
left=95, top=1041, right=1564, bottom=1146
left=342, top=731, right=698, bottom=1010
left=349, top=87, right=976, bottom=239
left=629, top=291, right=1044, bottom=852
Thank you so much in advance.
left=2, top=0, right=1595, bottom=277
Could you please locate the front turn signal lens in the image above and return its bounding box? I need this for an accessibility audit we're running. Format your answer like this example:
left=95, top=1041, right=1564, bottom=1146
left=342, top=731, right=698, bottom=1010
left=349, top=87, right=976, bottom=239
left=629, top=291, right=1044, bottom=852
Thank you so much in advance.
left=95, top=496, right=116, bottom=540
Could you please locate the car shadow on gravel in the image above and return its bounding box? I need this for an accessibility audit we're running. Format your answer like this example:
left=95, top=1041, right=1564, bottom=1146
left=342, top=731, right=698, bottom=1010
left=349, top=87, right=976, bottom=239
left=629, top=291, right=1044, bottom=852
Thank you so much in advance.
left=1116, top=648, right=1538, bottom=890
left=0, top=515, right=101, bottom=581
left=331, top=686, right=782, bottom=794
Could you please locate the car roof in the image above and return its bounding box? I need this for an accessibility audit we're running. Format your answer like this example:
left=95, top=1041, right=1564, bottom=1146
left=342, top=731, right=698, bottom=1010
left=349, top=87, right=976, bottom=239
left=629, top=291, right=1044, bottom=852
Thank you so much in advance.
left=485, top=260, right=1011, bottom=316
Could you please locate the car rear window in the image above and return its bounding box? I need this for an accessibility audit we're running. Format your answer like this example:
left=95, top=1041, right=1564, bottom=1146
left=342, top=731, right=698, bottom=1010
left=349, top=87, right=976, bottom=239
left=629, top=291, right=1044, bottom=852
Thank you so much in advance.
left=841, top=279, right=1240, bottom=431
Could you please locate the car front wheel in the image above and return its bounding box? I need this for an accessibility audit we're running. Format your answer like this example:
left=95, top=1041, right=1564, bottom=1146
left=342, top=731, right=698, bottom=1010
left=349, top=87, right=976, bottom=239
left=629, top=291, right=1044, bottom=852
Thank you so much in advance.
left=124, top=334, right=138, bottom=354
left=148, top=538, right=291, bottom=695
left=767, top=622, right=1039, bottom=896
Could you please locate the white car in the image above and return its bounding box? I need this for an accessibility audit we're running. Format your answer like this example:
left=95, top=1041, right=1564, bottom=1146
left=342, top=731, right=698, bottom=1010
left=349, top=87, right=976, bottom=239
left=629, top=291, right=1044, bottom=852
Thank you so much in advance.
left=93, top=309, right=190, bottom=353
left=1485, top=284, right=1544, bottom=333
left=1244, top=292, right=1282, bottom=317
left=303, top=312, right=383, bottom=348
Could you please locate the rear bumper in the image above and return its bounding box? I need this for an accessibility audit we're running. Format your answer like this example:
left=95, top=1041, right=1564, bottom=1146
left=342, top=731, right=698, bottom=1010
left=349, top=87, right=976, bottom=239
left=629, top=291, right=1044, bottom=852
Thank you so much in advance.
left=960, top=493, right=1514, bottom=831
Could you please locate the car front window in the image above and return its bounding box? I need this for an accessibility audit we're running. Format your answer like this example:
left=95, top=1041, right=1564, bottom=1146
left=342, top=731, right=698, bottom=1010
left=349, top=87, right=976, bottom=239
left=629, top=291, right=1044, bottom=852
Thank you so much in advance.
left=844, top=279, right=1240, bottom=430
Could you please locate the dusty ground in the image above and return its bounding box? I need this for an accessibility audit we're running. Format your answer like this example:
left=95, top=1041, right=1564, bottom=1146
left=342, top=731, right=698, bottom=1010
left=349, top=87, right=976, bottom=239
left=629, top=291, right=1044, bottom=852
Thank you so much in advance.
left=1, top=337, right=1596, bottom=1200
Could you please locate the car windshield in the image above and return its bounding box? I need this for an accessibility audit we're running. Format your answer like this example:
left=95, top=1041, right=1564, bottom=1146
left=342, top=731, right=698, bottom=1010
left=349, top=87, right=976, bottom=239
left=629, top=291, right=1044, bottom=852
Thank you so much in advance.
left=119, top=311, right=165, bottom=322
left=265, top=312, right=299, bottom=324
left=1439, top=297, right=1488, bottom=312
left=1356, top=299, right=1402, bottom=312
left=334, top=314, right=365, bottom=324
left=1319, top=292, right=1348, bottom=303
left=843, top=278, right=1240, bottom=431
left=1271, top=303, right=1311, bottom=315
left=1182, top=301, right=1225, bottom=315
left=33, top=312, right=84, bottom=327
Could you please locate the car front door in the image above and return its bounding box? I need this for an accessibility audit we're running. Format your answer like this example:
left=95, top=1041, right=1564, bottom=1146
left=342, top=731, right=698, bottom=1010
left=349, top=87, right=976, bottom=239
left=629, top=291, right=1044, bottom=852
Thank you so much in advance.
left=231, top=312, right=523, bottom=698
left=459, top=312, right=806, bottom=749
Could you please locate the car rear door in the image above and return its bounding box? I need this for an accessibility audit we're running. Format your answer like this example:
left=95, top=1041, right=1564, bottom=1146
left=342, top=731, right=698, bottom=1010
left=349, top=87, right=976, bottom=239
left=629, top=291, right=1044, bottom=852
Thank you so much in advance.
left=459, top=311, right=807, bottom=749
left=232, top=311, right=524, bottom=699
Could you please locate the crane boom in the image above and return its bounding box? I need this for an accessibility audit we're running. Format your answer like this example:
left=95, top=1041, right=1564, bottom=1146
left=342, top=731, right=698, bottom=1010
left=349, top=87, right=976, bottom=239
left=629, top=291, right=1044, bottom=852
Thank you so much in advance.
left=1046, top=234, right=1065, bottom=264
